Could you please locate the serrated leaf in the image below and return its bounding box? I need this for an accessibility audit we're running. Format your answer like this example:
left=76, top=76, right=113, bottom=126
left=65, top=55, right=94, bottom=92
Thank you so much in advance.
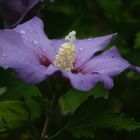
left=60, top=85, right=108, bottom=115
left=0, top=100, right=30, bottom=129
left=66, top=98, right=140, bottom=138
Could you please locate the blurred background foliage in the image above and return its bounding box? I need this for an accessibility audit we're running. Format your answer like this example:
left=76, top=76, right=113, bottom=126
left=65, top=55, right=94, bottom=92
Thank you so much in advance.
left=0, top=0, right=140, bottom=139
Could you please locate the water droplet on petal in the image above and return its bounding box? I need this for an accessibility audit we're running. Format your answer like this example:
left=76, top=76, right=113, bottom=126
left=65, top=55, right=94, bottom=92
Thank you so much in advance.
left=20, top=30, right=26, bottom=34
left=32, top=40, right=38, bottom=45
left=18, top=51, right=22, bottom=54
left=2, top=53, right=6, bottom=57
left=81, top=58, right=85, bottom=61
left=78, top=72, right=82, bottom=75
left=88, top=38, right=92, bottom=41
left=42, top=49, right=46, bottom=52
left=79, top=47, right=83, bottom=51
left=77, top=56, right=81, bottom=60
left=1, top=57, right=5, bottom=60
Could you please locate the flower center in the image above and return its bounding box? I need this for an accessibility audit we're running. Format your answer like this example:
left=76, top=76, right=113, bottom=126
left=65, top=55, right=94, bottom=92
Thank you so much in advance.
left=54, top=31, right=76, bottom=72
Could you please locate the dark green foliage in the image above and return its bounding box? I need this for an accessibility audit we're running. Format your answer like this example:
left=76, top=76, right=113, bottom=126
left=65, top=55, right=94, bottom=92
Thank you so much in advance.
left=66, top=98, right=140, bottom=138
left=60, top=84, right=108, bottom=115
left=0, top=100, right=30, bottom=131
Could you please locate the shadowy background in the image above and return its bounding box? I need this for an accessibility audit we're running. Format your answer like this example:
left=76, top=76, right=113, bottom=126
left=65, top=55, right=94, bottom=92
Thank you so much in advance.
left=0, top=0, right=140, bottom=139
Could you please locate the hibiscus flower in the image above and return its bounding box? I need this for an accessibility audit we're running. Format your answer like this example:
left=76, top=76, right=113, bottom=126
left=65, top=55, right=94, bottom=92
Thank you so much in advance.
left=0, top=17, right=139, bottom=91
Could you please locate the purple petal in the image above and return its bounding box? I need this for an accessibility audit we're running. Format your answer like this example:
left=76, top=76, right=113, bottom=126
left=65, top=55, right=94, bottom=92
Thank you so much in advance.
left=16, top=64, right=58, bottom=84
left=74, top=33, right=117, bottom=68
left=81, top=46, right=134, bottom=77
left=63, top=72, right=113, bottom=91
left=0, top=29, right=57, bottom=84
left=0, top=29, right=38, bottom=68
left=14, top=17, right=56, bottom=63
left=51, top=39, right=66, bottom=52
left=129, top=65, right=140, bottom=74
left=0, top=0, right=42, bottom=27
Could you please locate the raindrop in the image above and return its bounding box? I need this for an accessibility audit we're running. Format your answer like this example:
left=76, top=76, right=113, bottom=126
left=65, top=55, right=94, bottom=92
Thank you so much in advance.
left=81, top=58, right=85, bottom=61
left=42, top=49, right=46, bottom=52
left=79, top=47, right=83, bottom=51
left=88, top=38, right=92, bottom=41
left=100, top=69, right=105, bottom=73
left=78, top=72, right=82, bottom=75
left=32, top=40, right=38, bottom=45
left=18, top=51, right=22, bottom=55
left=77, top=56, right=81, bottom=59
left=20, top=30, right=26, bottom=34
left=1, top=57, right=5, bottom=60
left=2, top=53, right=6, bottom=57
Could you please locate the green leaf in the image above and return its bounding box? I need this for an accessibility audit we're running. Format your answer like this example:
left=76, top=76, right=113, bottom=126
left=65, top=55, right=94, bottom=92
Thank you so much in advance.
left=2, top=83, right=41, bottom=100
left=0, top=70, right=43, bottom=121
left=0, top=69, right=41, bottom=100
left=60, top=84, right=108, bottom=115
left=97, top=0, right=122, bottom=20
left=25, top=98, right=43, bottom=120
left=60, top=89, right=89, bottom=115
left=0, top=100, right=30, bottom=130
left=66, top=98, right=140, bottom=138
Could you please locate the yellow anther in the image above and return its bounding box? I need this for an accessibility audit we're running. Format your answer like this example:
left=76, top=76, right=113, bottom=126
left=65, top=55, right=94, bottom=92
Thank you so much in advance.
left=65, top=31, right=76, bottom=43
left=54, top=31, right=77, bottom=71
left=54, top=42, right=76, bottom=71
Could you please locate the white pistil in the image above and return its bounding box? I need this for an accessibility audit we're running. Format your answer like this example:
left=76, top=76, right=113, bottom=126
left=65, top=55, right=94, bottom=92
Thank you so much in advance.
left=54, top=31, right=77, bottom=71
left=65, top=31, right=76, bottom=43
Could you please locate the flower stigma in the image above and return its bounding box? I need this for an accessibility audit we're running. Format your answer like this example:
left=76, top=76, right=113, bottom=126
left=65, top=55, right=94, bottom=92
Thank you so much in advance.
left=54, top=31, right=77, bottom=72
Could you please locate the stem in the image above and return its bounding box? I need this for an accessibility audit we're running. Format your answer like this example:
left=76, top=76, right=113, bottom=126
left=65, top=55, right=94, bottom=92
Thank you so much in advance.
left=41, top=93, right=59, bottom=140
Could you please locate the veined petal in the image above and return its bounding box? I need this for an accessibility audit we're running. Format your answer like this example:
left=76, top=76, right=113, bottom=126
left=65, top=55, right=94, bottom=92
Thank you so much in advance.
left=51, top=39, right=66, bottom=52
left=0, top=29, right=56, bottom=84
left=74, top=33, right=117, bottom=68
left=63, top=72, right=113, bottom=91
left=0, top=29, right=38, bottom=68
left=14, top=17, right=56, bottom=63
left=82, top=46, right=136, bottom=77
left=15, top=64, right=58, bottom=84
